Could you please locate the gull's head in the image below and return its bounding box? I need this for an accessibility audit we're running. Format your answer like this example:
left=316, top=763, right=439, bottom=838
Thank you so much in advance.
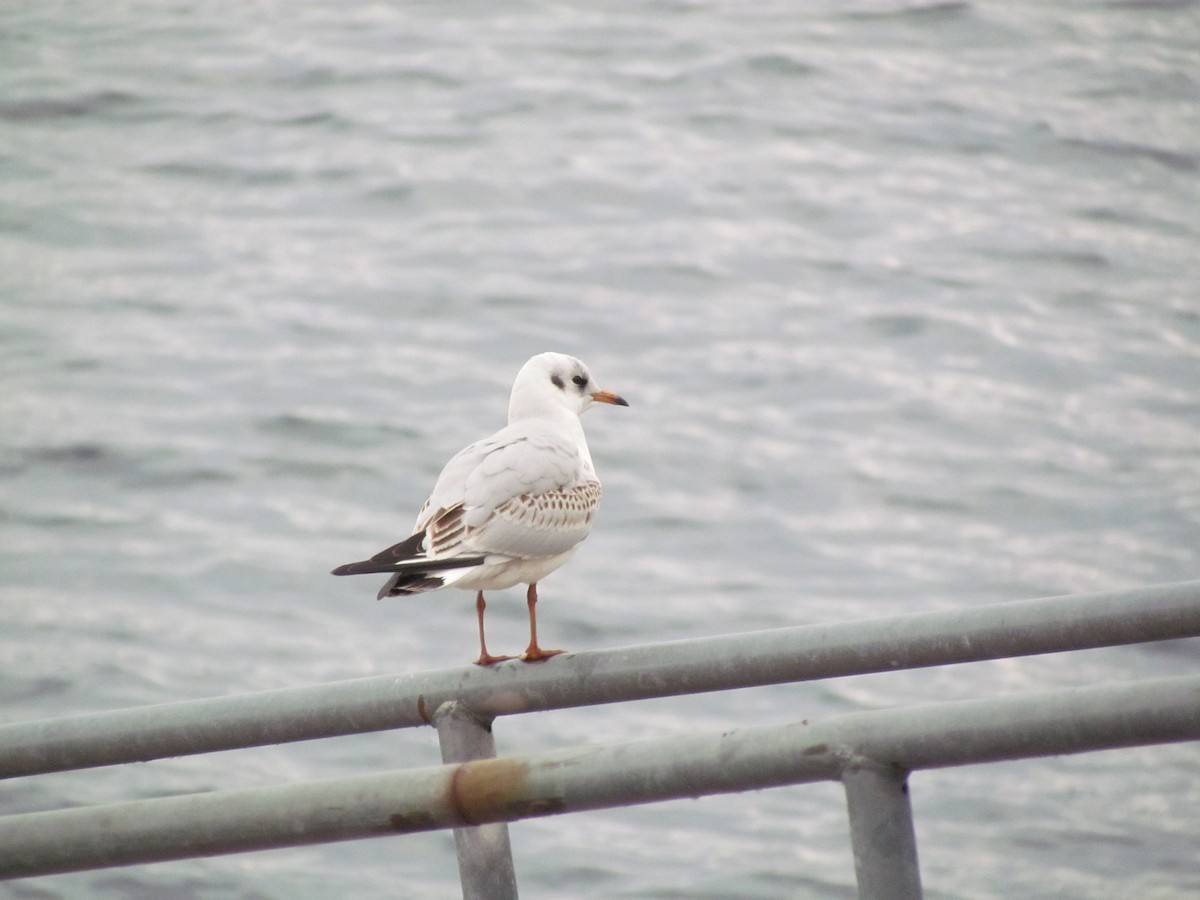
left=509, top=352, right=629, bottom=422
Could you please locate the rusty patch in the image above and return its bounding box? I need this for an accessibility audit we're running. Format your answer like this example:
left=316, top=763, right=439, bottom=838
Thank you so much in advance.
left=389, top=810, right=438, bottom=832
left=417, top=695, right=430, bottom=725
left=449, top=758, right=532, bottom=826
left=802, top=743, right=829, bottom=756
left=512, top=797, right=566, bottom=816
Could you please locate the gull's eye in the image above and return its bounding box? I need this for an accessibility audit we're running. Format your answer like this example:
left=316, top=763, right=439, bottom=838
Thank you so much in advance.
left=572, top=374, right=588, bottom=387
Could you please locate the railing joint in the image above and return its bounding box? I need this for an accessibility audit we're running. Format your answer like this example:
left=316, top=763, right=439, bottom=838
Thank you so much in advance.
left=433, top=699, right=495, bottom=734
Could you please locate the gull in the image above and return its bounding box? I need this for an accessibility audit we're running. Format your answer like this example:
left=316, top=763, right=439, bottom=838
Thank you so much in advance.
left=332, top=352, right=628, bottom=665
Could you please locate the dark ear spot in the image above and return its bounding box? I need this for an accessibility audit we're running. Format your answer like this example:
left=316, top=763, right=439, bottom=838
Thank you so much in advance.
left=551, top=374, right=565, bottom=389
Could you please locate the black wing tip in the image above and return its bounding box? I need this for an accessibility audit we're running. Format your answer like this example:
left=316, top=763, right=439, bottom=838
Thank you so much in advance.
left=330, top=555, right=489, bottom=578
left=331, top=558, right=398, bottom=577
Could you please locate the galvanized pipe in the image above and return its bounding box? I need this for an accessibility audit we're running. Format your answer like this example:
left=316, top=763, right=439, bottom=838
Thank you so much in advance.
left=1, top=674, right=1197, bottom=880
left=2, top=580, right=1198, bottom=779
left=434, top=702, right=520, bottom=900
left=842, top=763, right=922, bottom=900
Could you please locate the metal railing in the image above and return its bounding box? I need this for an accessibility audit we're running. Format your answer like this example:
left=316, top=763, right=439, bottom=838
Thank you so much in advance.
left=2, top=580, right=1199, bottom=898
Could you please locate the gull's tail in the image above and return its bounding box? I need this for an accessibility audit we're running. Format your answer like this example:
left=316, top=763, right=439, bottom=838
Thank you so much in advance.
left=331, top=531, right=486, bottom=598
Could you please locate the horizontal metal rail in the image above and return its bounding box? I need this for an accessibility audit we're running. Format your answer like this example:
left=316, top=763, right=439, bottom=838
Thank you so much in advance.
left=2, top=674, right=1196, bottom=880
left=2, top=579, right=1197, bottom=779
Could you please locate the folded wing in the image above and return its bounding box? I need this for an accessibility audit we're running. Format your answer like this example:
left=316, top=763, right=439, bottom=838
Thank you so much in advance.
left=331, top=421, right=599, bottom=593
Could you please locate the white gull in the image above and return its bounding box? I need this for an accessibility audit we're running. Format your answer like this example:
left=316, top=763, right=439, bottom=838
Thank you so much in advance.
left=332, top=352, right=628, bottom=665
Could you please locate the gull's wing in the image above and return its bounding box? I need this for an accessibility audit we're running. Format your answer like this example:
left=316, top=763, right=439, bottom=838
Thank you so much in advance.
left=471, top=479, right=602, bottom=558
left=422, top=422, right=599, bottom=560
left=334, top=420, right=600, bottom=583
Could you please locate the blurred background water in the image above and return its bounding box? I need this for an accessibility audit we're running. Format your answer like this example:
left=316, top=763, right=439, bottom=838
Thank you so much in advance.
left=2, top=1, right=1199, bottom=897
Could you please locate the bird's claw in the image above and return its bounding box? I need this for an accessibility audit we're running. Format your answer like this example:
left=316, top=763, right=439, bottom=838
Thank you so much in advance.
left=473, top=653, right=516, bottom=666
left=520, top=647, right=566, bottom=663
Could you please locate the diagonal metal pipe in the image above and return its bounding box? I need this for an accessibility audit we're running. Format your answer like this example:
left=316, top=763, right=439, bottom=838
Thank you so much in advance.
left=1, top=580, right=1198, bottom=779
left=1, top=674, right=1197, bottom=881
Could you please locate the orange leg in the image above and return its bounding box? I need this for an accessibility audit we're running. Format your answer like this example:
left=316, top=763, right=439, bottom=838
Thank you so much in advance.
left=520, top=583, right=565, bottom=662
left=473, top=591, right=514, bottom=666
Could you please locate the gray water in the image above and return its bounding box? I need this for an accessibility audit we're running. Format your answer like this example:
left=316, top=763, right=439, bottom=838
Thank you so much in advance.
left=3, top=1, right=1199, bottom=897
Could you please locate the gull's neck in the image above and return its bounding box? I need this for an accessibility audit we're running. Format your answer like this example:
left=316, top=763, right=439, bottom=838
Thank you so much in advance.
left=508, top=401, right=596, bottom=476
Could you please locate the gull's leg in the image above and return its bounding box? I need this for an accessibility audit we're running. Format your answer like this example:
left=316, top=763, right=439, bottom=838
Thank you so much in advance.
left=520, top=583, right=564, bottom=662
left=473, top=591, right=514, bottom=666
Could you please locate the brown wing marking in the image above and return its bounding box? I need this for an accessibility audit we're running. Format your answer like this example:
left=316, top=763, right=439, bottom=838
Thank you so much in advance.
left=491, top=481, right=602, bottom=531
